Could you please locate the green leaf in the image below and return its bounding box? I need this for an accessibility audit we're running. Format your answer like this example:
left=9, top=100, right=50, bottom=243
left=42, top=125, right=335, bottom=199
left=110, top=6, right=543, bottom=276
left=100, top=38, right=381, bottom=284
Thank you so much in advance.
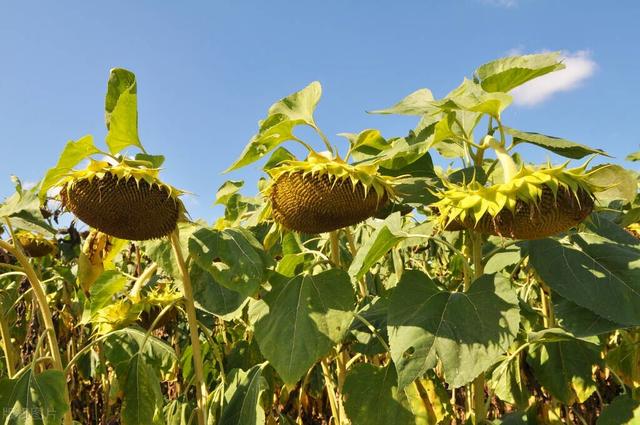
left=216, top=181, right=244, bottom=206
left=553, top=294, right=623, bottom=337
left=527, top=336, right=599, bottom=403
left=86, top=270, right=128, bottom=321
left=134, top=153, right=165, bottom=168
left=188, top=227, right=268, bottom=297
left=0, top=178, right=54, bottom=234
left=369, top=88, right=436, bottom=116
left=475, top=52, right=565, bottom=93
left=343, top=364, right=415, bottom=425
left=598, top=396, right=640, bottom=425
left=250, top=270, right=355, bottom=385
left=506, top=127, right=608, bottom=159
left=490, top=353, right=529, bottom=408
left=626, top=150, right=640, bottom=162
left=220, top=363, right=267, bottom=425
left=529, top=235, right=640, bottom=327
left=263, top=147, right=296, bottom=171
left=226, top=82, right=321, bottom=172
left=388, top=271, right=519, bottom=387
left=586, top=164, right=637, bottom=204
left=348, top=213, right=412, bottom=280
left=0, top=370, right=68, bottom=424
left=105, top=68, right=144, bottom=154
left=103, top=327, right=176, bottom=379
left=121, top=353, right=165, bottom=425
left=190, top=263, right=247, bottom=319
left=442, top=78, right=512, bottom=119
left=39, top=135, right=99, bottom=200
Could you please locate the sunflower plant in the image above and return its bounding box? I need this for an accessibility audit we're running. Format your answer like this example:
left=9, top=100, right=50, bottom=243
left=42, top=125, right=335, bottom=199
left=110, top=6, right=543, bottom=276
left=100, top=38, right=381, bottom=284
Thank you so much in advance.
left=0, top=53, right=639, bottom=425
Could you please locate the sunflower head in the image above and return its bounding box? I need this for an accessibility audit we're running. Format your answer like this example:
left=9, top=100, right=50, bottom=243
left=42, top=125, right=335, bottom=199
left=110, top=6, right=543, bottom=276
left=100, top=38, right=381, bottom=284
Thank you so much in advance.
left=14, top=230, right=57, bottom=258
left=264, top=152, right=396, bottom=233
left=58, top=159, right=186, bottom=241
left=433, top=162, right=600, bottom=240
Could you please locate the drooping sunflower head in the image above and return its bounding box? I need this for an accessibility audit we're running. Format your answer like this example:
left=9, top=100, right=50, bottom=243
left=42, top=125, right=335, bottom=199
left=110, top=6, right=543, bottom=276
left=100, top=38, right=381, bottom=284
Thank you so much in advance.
left=58, top=159, right=186, bottom=241
left=14, top=230, right=57, bottom=258
left=264, top=152, right=396, bottom=233
left=433, top=162, right=600, bottom=240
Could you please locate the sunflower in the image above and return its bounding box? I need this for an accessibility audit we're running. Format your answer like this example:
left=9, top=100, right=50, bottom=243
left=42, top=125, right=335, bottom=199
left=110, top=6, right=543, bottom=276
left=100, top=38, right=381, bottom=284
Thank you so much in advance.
left=433, top=138, right=600, bottom=240
left=14, top=230, right=57, bottom=258
left=264, top=152, right=395, bottom=233
left=57, top=159, right=186, bottom=241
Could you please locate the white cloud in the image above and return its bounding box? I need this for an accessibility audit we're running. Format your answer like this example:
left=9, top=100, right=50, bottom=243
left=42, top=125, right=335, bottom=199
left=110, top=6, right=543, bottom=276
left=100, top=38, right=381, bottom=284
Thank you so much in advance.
left=511, top=50, right=597, bottom=106
left=480, top=0, right=518, bottom=8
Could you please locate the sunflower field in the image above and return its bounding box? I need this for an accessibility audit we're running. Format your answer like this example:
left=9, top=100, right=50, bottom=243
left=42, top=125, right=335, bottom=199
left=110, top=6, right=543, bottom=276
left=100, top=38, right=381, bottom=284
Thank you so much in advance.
left=0, top=52, right=639, bottom=424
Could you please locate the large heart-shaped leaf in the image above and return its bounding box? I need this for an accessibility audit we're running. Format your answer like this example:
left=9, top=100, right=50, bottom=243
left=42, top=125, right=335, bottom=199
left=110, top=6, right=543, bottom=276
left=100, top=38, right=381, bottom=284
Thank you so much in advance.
left=188, top=227, right=268, bottom=297
left=121, top=353, right=165, bottom=425
left=220, top=363, right=267, bottom=425
left=190, top=263, right=247, bottom=319
left=529, top=233, right=640, bottom=327
left=39, top=134, right=99, bottom=200
left=249, top=269, right=355, bottom=385
left=527, top=336, right=599, bottom=403
left=103, top=327, right=176, bottom=379
left=105, top=68, right=145, bottom=154
left=343, top=364, right=415, bottom=425
left=475, top=52, right=565, bottom=93
left=0, top=369, right=68, bottom=425
left=388, top=271, right=519, bottom=388
left=226, top=82, right=321, bottom=172
left=369, top=88, right=436, bottom=116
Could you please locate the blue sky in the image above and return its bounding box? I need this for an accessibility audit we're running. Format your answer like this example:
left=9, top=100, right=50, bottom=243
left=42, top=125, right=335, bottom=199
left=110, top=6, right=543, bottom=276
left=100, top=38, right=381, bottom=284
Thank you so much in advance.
left=1, top=1, right=639, bottom=222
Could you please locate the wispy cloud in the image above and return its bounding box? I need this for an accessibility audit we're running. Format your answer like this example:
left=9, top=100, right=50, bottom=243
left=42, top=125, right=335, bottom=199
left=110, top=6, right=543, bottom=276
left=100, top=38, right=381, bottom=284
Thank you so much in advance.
left=479, top=0, right=518, bottom=8
left=511, top=50, right=597, bottom=106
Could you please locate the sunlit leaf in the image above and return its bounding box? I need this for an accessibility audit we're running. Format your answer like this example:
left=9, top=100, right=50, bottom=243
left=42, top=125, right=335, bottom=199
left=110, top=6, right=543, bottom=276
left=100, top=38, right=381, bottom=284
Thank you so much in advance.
left=190, top=263, right=247, bottom=319
left=188, top=227, right=268, bottom=297
left=121, top=353, right=165, bottom=425
left=369, top=88, right=436, bottom=116
left=220, top=363, right=267, bottom=425
left=529, top=234, right=640, bottom=327
left=349, top=213, right=413, bottom=280
left=250, top=270, right=355, bottom=385
left=527, top=335, right=599, bottom=403
left=388, top=271, right=519, bottom=387
left=0, top=177, right=54, bottom=234
left=103, top=327, right=176, bottom=379
left=226, top=82, right=321, bottom=172
left=586, top=164, right=637, bottom=204
left=39, top=135, right=99, bottom=200
left=475, top=52, right=565, bottom=93
left=507, top=127, right=608, bottom=159
left=105, top=68, right=144, bottom=154
left=0, top=369, right=68, bottom=425
left=216, top=181, right=244, bottom=206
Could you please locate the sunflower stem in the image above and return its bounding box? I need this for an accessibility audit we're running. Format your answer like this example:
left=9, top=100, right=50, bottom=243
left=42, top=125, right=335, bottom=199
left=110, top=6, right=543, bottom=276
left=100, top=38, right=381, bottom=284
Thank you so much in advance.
left=0, top=232, right=73, bottom=425
left=169, top=230, right=208, bottom=425
left=0, top=308, right=17, bottom=378
left=329, top=231, right=341, bottom=267
left=486, top=136, right=518, bottom=183
left=468, top=230, right=487, bottom=424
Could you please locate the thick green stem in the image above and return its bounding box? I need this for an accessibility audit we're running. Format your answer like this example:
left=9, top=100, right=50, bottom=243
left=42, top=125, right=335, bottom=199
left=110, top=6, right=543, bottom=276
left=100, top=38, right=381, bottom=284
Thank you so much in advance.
left=169, top=231, right=208, bottom=425
left=469, top=231, right=487, bottom=423
left=485, top=136, right=518, bottom=182
left=0, top=238, right=72, bottom=425
left=0, top=310, right=16, bottom=377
